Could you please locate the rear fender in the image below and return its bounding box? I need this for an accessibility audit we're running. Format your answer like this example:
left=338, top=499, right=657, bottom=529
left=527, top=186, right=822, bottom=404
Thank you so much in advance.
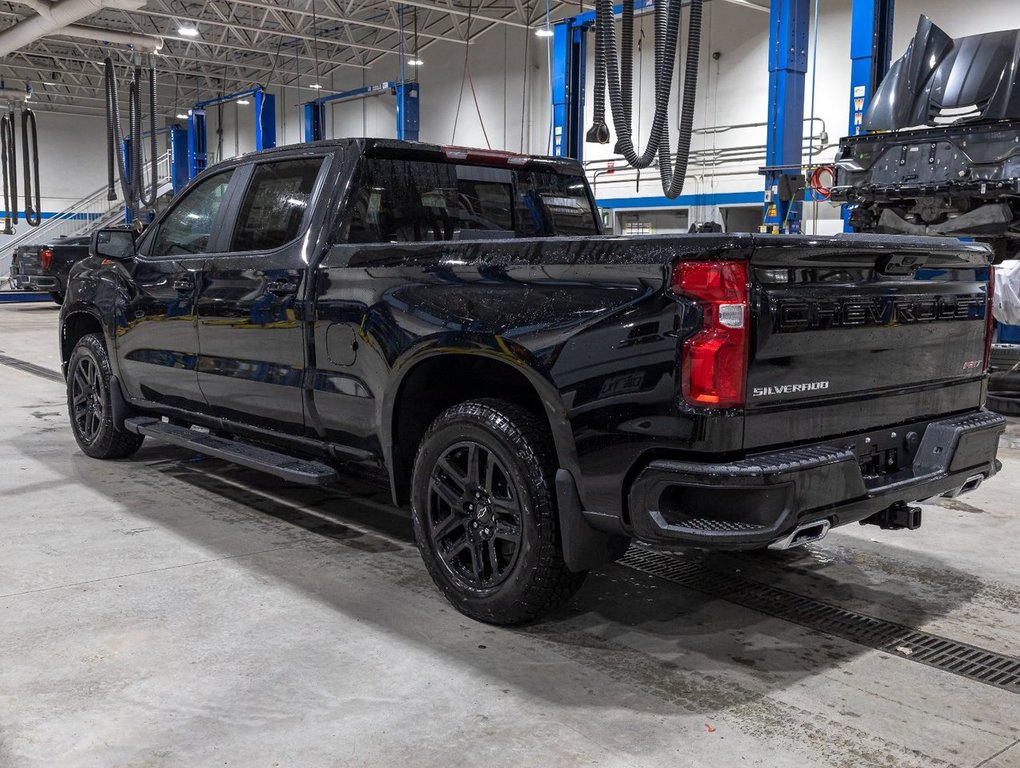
left=382, top=334, right=583, bottom=501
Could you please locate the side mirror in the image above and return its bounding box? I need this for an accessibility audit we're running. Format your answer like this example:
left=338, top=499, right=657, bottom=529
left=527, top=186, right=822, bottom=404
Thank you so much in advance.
left=90, top=228, right=137, bottom=260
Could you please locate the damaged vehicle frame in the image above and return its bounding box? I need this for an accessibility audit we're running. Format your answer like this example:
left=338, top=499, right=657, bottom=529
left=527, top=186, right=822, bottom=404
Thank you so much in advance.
left=833, top=15, right=1020, bottom=258
left=59, top=138, right=1005, bottom=624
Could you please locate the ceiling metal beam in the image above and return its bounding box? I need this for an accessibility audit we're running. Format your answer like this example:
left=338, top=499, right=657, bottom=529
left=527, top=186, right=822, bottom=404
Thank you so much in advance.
left=381, top=0, right=532, bottom=31
left=218, top=0, right=468, bottom=44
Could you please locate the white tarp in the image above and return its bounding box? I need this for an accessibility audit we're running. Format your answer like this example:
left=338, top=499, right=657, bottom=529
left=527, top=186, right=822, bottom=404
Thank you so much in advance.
left=994, top=260, right=1020, bottom=327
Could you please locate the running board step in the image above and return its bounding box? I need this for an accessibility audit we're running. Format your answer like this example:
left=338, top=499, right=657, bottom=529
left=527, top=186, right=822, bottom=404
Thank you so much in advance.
left=124, top=416, right=338, bottom=486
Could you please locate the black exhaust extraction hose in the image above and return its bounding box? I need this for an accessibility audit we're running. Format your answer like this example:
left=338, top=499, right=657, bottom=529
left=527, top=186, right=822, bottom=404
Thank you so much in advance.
left=659, top=0, right=702, bottom=198
left=144, top=62, right=158, bottom=210
left=590, top=0, right=703, bottom=199
left=595, top=0, right=681, bottom=169
left=586, top=19, right=610, bottom=143
left=20, top=107, right=41, bottom=227
left=0, top=110, right=17, bottom=234
left=105, top=57, right=158, bottom=219
left=105, top=58, right=131, bottom=205
left=128, top=69, right=140, bottom=221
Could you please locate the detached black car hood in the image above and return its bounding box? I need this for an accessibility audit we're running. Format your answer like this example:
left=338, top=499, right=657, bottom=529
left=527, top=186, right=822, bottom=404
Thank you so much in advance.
left=865, top=15, right=1020, bottom=131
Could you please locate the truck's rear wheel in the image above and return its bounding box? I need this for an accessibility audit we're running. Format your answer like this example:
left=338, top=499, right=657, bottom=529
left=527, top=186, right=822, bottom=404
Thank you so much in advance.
left=411, top=399, right=586, bottom=625
left=66, top=333, right=144, bottom=459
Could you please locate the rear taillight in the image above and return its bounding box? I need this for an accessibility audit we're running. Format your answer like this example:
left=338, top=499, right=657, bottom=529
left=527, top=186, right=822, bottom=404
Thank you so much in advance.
left=984, top=263, right=995, bottom=371
left=671, top=260, right=750, bottom=409
left=39, top=248, right=53, bottom=270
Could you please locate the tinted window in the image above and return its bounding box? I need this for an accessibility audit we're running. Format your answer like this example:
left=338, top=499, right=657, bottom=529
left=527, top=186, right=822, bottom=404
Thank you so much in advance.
left=348, top=158, right=596, bottom=243
left=232, top=158, right=324, bottom=251
left=151, top=169, right=234, bottom=257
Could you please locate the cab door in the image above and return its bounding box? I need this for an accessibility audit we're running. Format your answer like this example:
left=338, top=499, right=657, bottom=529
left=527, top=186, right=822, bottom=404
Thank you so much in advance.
left=117, top=167, right=237, bottom=412
left=194, top=156, right=328, bottom=436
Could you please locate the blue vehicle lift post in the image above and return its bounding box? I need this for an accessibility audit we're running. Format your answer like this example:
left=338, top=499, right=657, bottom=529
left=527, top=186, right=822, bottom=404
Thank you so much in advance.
left=303, top=81, right=420, bottom=143
left=762, top=0, right=810, bottom=233
left=551, top=19, right=586, bottom=160
left=169, top=124, right=189, bottom=196
left=844, top=0, right=895, bottom=230
left=187, top=86, right=277, bottom=179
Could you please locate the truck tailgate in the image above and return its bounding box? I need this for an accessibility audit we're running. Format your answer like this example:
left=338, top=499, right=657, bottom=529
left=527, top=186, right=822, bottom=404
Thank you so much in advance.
left=744, top=235, right=992, bottom=449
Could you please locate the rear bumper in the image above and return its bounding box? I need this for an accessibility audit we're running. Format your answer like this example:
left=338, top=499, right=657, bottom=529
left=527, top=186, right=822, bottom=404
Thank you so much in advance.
left=627, top=410, right=1006, bottom=549
left=10, top=273, right=59, bottom=291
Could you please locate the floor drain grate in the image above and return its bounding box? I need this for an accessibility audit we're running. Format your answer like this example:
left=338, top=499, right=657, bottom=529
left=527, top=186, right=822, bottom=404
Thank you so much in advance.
left=0, top=354, right=63, bottom=383
left=619, top=546, right=1020, bottom=693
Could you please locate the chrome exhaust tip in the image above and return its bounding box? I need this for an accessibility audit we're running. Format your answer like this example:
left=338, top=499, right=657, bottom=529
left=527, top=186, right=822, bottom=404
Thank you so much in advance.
left=769, top=519, right=831, bottom=551
left=943, top=473, right=985, bottom=498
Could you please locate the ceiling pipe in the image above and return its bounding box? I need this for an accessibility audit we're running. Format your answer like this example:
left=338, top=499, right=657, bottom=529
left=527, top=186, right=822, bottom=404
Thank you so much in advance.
left=0, top=87, right=31, bottom=101
left=58, top=24, right=163, bottom=52
left=0, top=0, right=148, bottom=58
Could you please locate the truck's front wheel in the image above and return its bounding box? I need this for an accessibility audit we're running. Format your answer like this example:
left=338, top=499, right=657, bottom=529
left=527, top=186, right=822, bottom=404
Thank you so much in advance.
left=66, top=334, right=144, bottom=459
left=411, top=399, right=586, bottom=624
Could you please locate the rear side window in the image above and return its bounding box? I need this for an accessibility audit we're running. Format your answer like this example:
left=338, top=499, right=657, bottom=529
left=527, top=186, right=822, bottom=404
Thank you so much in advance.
left=348, top=158, right=597, bottom=243
left=231, top=158, right=324, bottom=251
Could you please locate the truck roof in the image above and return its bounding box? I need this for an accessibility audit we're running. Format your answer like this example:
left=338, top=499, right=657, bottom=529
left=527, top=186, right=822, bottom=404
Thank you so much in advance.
left=218, top=137, right=586, bottom=176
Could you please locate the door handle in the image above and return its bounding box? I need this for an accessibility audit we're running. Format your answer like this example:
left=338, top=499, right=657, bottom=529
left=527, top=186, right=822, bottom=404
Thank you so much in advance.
left=172, top=279, right=194, bottom=293
left=266, top=280, right=299, bottom=295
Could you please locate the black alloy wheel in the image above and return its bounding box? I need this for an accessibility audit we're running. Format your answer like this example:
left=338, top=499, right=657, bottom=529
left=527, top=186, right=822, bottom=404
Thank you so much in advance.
left=71, top=353, right=105, bottom=444
left=65, top=333, right=145, bottom=459
left=426, top=440, right=523, bottom=590
left=411, top=398, right=587, bottom=625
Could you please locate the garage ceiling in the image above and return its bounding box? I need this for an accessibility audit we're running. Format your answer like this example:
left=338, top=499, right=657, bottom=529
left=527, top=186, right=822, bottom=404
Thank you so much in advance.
left=0, top=0, right=586, bottom=117
left=0, top=0, right=766, bottom=118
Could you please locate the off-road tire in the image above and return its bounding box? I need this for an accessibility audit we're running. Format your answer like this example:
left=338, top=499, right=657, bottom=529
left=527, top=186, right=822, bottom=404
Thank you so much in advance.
left=411, top=398, right=586, bottom=625
left=66, top=333, right=144, bottom=459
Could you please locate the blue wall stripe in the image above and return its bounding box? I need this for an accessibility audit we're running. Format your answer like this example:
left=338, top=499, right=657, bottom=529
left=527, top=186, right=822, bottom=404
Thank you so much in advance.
left=0, top=211, right=103, bottom=221
left=595, top=191, right=765, bottom=209
left=0, top=292, right=51, bottom=303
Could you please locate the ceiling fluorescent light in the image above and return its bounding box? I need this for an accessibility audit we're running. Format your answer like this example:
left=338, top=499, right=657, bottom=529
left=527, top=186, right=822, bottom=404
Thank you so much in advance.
left=177, top=24, right=199, bottom=37
left=407, top=58, right=424, bottom=66
left=535, top=26, right=554, bottom=37
left=236, top=99, right=250, bottom=105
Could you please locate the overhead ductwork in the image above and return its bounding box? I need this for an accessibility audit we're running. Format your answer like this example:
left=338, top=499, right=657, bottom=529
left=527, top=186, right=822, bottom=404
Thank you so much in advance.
left=0, top=88, right=31, bottom=101
left=58, top=24, right=162, bottom=52
left=0, top=0, right=152, bottom=58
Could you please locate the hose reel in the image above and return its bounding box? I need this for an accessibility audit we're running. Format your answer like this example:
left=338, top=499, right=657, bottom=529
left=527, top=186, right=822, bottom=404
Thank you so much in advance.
left=588, top=0, right=704, bottom=199
left=104, top=57, right=158, bottom=226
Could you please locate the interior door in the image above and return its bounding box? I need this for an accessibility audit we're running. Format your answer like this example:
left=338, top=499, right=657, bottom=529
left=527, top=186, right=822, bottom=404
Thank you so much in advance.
left=116, top=168, right=237, bottom=412
left=195, top=156, right=328, bottom=436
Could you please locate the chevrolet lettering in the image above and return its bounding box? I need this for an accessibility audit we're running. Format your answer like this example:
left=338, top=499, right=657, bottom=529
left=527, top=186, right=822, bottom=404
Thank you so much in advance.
left=774, top=294, right=985, bottom=332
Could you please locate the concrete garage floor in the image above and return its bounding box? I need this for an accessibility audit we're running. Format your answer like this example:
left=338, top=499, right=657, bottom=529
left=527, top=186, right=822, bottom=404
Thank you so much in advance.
left=1, top=303, right=1019, bottom=768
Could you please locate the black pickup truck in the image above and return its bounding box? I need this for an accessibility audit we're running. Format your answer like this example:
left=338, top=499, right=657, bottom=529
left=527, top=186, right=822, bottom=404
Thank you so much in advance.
left=59, top=139, right=1005, bottom=624
left=10, top=236, right=91, bottom=304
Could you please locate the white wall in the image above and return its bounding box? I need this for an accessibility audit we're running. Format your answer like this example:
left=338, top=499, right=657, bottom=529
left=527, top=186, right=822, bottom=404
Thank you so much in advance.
left=294, top=24, right=549, bottom=153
